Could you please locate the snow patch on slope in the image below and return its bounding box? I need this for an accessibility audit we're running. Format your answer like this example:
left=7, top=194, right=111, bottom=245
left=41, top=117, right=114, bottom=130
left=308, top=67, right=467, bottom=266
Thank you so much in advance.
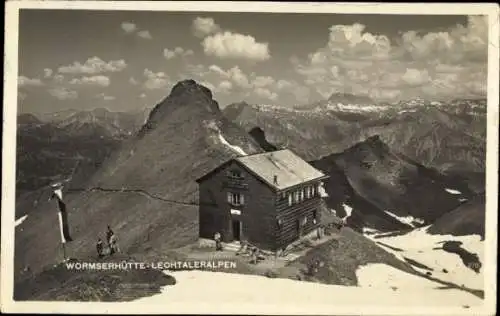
left=133, top=270, right=482, bottom=309
left=357, top=263, right=440, bottom=289
left=343, top=203, right=353, bottom=220
left=384, top=210, right=425, bottom=227
left=366, top=226, right=484, bottom=291
left=445, top=188, right=462, bottom=195
left=204, top=119, right=247, bottom=156
left=325, top=102, right=389, bottom=113
left=217, top=133, right=247, bottom=156
left=362, top=227, right=380, bottom=235
left=15, top=215, right=28, bottom=227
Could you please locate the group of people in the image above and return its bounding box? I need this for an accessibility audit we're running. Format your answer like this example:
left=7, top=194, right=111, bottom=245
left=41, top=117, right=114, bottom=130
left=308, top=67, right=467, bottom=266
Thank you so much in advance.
left=215, top=233, right=262, bottom=264
left=96, top=225, right=120, bottom=258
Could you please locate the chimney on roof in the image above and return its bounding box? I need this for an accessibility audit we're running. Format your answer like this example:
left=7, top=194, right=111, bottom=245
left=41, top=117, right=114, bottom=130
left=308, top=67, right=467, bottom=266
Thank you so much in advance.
left=274, top=175, right=278, bottom=185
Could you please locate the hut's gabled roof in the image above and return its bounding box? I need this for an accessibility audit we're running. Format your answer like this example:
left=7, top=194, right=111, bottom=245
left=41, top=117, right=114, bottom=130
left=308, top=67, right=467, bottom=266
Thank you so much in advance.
left=196, top=149, right=328, bottom=191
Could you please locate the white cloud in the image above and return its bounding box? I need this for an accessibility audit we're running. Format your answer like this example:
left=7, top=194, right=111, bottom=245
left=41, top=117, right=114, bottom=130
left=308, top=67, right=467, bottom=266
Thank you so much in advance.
left=140, top=93, right=147, bottom=98
left=218, top=80, right=233, bottom=93
left=185, top=64, right=208, bottom=78
left=400, top=16, right=487, bottom=64
left=69, top=75, right=111, bottom=87
left=143, top=68, right=170, bottom=90
left=48, top=87, right=78, bottom=100
left=137, top=30, right=152, bottom=39
left=202, top=31, right=270, bottom=61
left=227, top=66, right=251, bottom=88
left=199, top=81, right=216, bottom=92
left=58, top=57, right=127, bottom=74
left=255, top=87, right=278, bottom=100
left=121, top=22, right=137, bottom=33
left=327, top=23, right=391, bottom=60
left=208, top=64, right=227, bottom=77
left=129, top=77, right=139, bottom=85
left=252, top=76, right=275, bottom=88
left=18, top=76, right=43, bottom=87
left=164, top=49, right=176, bottom=60
left=54, top=74, right=64, bottom=83
left=43, top=68, right=53, bottom=78
left=207, top=65, right=251, bottom=88
left=192, top=17, right=221, bottom=38
left=293, top=16, right=488, bottom=101
left=164, top=47, right=194, bottom=60
left=276, top=79, right=293, bottom=90
left=97, top=92, right=116, bottom=101
left=401, top=68, right=431, bottom=86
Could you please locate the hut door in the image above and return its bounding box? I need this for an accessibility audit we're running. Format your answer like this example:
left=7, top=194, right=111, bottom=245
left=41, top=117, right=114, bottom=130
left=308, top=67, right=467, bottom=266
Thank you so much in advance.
left=232, top=219, right=241, bottom=241
left=296, top=219, right=303, bottom=237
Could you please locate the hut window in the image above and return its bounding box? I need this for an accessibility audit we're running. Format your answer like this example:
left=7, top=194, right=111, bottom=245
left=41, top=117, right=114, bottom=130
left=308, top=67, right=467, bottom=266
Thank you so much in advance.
left=298, top=189, right=303, bottom=202
left=227, top=192, right=244, bottom=206
left=229, top=170, right=243, bottom=179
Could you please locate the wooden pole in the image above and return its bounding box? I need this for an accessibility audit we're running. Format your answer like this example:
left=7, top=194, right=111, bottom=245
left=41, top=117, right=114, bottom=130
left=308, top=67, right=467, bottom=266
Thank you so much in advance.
left=62, top=242, right=67, bottom=262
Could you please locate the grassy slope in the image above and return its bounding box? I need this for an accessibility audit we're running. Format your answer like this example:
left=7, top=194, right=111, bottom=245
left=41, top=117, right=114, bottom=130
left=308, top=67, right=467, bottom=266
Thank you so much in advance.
left=14, top=80, right=263, bottom=284
left=309, top=136, right=471, bottom=232
left=14, top=254, right=175, bottom=302
left=427, top=194, right=486, bottom=239
left=277, top=228, right=416, bottom=286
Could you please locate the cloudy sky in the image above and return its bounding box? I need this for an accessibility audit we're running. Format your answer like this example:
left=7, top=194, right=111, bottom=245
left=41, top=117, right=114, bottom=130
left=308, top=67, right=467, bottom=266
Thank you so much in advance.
left=17, top=9, right=488, bottom=113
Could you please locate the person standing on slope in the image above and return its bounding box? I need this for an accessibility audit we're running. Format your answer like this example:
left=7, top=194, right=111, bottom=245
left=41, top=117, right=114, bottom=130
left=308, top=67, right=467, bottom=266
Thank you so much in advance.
left=214, top=232, right=223, bottom=251
left=96, top=238, right=104, bottom=258
left=109, top=233, right=120, bottom=255
left=106, top=225, right=114, bottom=245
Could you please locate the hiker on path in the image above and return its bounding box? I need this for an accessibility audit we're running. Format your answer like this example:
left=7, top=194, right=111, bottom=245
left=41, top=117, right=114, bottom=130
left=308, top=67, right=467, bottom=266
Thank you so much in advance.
left=214, top=232, right=223, bottom=251
left=251, top=247, right=258, bottom=264
left=109, top=233, right=120, bottom=254
left=96, top=238, right=104, bottom=258
left=106, top=225, right=114, bottom=245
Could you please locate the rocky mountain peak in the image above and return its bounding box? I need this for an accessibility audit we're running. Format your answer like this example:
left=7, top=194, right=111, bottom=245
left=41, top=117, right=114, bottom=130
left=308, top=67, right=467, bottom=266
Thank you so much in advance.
left=169, top=79, right=213, bottom=100
left=138, top=79, right=221, bottom=136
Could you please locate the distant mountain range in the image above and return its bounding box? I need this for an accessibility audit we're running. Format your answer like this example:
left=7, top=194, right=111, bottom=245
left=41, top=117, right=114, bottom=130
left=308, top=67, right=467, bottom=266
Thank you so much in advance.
left=223, top=97, right=486, bottom=176
left=309, top=135, right=477, bottom=233
left=16, top=108, right=150, bottom=193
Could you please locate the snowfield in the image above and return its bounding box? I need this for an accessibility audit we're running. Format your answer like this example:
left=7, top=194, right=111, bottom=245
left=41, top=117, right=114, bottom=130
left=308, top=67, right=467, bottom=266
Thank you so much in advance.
left=204, top=120, right=247, bottom=156
left=133, top=268, right=482, bottom=311
left=15, top=215, right=28, bottom=227
left=217, top=132, right=247, bottom=156
left=342, top=203, right=353, bottom=220
left=383, top=210, right=425, bottom=227
left=445, top=188, right=462, bottom=195
left=366, top=226, right=484, bottom=291
left=325, top=102, right=390, bottom=113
